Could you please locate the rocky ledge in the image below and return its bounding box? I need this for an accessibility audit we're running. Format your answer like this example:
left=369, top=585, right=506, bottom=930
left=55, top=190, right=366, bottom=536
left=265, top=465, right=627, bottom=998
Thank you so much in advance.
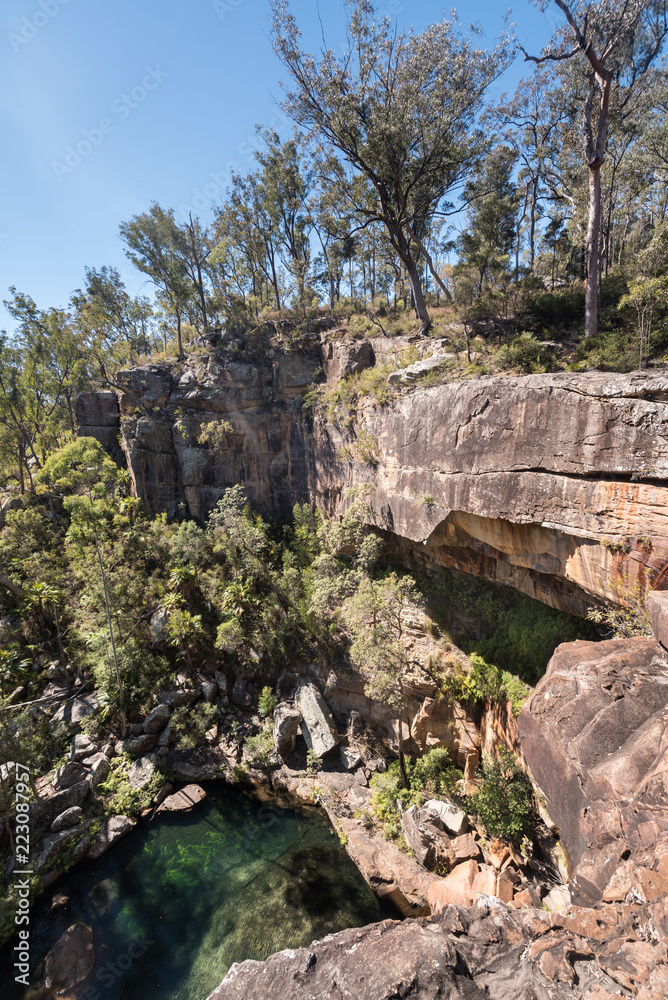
left=207, top=895, right=668, bottom=999
left=79, top=353, right=668, bottom=616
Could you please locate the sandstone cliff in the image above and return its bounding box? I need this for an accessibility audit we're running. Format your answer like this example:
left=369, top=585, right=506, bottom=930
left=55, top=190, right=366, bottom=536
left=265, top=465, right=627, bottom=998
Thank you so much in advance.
left=77, top=338, right=668, bottom=614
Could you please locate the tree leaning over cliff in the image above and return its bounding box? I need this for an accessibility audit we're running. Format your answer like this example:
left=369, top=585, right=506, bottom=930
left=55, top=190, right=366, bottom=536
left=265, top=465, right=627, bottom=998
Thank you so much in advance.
left=523, top=0, right=668, bottom=338
left=270, top=0, right=513, bottom=331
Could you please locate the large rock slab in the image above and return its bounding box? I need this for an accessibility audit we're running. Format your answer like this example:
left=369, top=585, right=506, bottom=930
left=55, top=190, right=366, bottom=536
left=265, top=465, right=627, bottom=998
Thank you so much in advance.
left=143, top=703, right=170, bottom=734
left=156, top=784, right=206, bottom=812
left=87, top=815, right=136, bottom=860
left=128, top=755, right=157, bottom=790
left=295, top=682, right=340, bottom=757
left=273, top=703, right=302, bottom=758
left=44, top=922, right=95, bottom=991
left=519, top=636, right=668, bottom=903
left=32, top=779, right=90, bottom=826
left=207, top=896, right=668, bottom=1000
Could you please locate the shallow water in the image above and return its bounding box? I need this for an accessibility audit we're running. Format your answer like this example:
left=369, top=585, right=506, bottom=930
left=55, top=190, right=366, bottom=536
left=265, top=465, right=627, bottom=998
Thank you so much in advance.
left=2, top=784, right=392, bottom=1000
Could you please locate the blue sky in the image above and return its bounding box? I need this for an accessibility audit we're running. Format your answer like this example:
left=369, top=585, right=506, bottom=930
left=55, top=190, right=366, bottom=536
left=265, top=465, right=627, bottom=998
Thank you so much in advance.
left=0, top=0, right=555, bottom=328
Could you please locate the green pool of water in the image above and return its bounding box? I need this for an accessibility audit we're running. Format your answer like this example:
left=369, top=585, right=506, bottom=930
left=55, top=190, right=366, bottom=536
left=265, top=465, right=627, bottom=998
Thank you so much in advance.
left=2, top=784, right=393, bottom=1000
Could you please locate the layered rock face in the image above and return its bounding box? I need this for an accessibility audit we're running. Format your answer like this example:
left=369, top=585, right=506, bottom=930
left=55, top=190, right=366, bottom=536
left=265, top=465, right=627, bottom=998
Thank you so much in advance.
left=312, top=371, right=668, bottom=615
left=113, top=348, right=320, bottom=520
left=81, top=346, right=668, bottom=615
left=519, top=636, right=668, bottom=905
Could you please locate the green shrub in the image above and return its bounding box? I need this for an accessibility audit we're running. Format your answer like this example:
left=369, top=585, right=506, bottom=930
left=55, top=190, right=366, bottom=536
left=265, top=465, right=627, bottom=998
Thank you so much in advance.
left=468, top=748, right=535, bottom=842
left=370, top=749, right=462, bottom=840
left=495, top=333, right=554, bottom=374
left=258, top=685, right=277, bottom=719
left=306, top=749, right=322, bottom=775
left=244, top=719, right=275, bottom=767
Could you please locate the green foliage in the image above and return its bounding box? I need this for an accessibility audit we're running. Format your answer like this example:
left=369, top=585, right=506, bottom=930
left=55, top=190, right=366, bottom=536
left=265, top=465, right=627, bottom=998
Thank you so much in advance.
left=495, top=333, right=553, bottom=374
left=468, top=748, right=535, bottom=843
left=99, top=755, right=164, bottom=817
left=244, top=719, right=276, bottom=767
left=587, top=583, right=653, bottom=638
left=369, top=749, right=462, bottom=840
left=258, top=685, right=277, bottom=719
left=436, top=653, right=532, bottom=716
left=306, top=748, right=322, bottom=776
left=420, top=567, right=597, bottom=686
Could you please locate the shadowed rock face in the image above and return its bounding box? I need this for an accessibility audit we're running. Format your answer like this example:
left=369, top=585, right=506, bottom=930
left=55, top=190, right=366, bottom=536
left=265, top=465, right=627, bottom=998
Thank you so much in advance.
left=79, top=353, right=668, bottom=614
left=519, top=637, right=668, bottom=904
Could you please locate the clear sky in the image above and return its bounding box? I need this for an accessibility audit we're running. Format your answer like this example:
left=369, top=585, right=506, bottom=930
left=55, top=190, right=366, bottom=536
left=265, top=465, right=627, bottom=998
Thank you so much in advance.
left=0, top=0, right=555, bottom=329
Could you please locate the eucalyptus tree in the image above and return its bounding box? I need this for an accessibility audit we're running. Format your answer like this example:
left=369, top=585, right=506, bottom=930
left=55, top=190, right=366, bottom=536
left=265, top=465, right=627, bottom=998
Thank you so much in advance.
left=72, top=265, right=155, bottom=369
left=214, top=170, right=283, bottom=310
left=457, top=146, right=520, bottom=296
left=523, top=0, right=668, bottom=336
left=254, top=130, right=314, bottom=307
left=119, top=204, right=192, bottom=358
left=271, top=0, right=512, bottom=330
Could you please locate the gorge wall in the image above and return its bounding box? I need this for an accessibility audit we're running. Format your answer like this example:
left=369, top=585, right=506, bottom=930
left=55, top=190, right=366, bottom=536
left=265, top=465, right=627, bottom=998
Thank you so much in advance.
left=76, top=334, right=668, bottom=615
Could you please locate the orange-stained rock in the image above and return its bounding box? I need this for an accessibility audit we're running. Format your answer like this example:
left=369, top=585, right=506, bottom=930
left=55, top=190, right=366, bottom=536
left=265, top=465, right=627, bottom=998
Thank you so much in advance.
left=602, top=861, right=634, bottom=902
left=487, top=838, right=510, bottom=870
left=495, top=871, right=515, bottom=903
left=427, top=859, right=479, bottom=912
left=451, top=832, right=480, bottom=861
left=471, top=865, right=496, bottom=899
left=513, top=886, right=542, bottom=909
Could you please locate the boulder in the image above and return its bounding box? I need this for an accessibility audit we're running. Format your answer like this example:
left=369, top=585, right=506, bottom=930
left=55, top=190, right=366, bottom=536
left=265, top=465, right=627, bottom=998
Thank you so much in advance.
left=156, top=784, right=206, bottom=812
left=340, top=745, right=363, bottom=771
left=487, top=838, right=511, bottom=870
left=143, top=703, right=170, bottom=734
left=273, top=703, right=302, bottom=758
left=518, top=637, right=668, bottom=903
left=121, top=733, right=157, bottom=756
left=322, top=339, right=375, bottom=382
left=51, top=806, right=83, bottom=832
left=150, top=607, right=169, bottom=646
left=70, top=734, right=97, bottom=762
left=49, top=692, right=98, bottom=730
left=387, top=353, right=456, bottom=385
left=158, top=688, right=199, bottom=709
left=295, top=682, right=340, bottom=757
left=157, top=720, right=175, bottom=749
left=44, top=922, right=95, bottom=991
left=427, top=859, right=479, bottom=911
left=422, top=799, right=468, bottom=836
left=471, top=864, right=497, bottom=898
left=401, top=805, right=454, bottom=871
left=231, top=676, right=248, bottom=706
left=38, top=826, right=88, bottom=867
left=53, top=761, right=87, bottom=790
left=128, top=755, right=157, bottom=790
left=648, top=590, right=668, bottom=649
left=451, top=832, right=481, bottom=862
left=201, top=681, right=218, bottom=703
left=215, top=670, right=228, bottom=695
left=32, top=779, right=90, bottom=826
left=90, top=755, right=111, bottom=788
left=87, top=815, right=136, bottom=860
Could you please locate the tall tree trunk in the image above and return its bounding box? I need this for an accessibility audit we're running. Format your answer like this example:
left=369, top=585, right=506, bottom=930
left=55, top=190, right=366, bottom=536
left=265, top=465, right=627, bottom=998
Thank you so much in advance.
left=94, top=532, right=127, bottom=739
left=176, top=308, right=184, bottom=360
left=402, top=255, right=432, bottom=330
left=585, top=161, right=603, bottom=337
